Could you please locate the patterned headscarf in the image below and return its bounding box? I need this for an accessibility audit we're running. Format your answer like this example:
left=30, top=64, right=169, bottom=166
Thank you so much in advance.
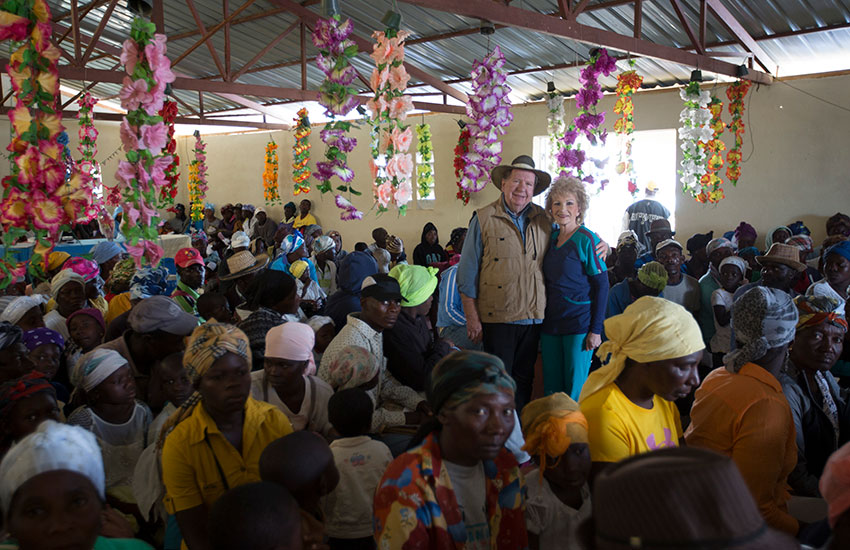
left=108, top=258, right=136, bottom=290
left=718, top=256, right=748, bottom=277
left=786, top=235, right=814, bottom=255
left=22, top=328, right=65, bottom=352
left=521, top=393, right=588, bottom=474
left=326, top=346, right=378, bottom=391
left=63, top=258, right=100, bottom=284
left=706, top=237, right=734, bottom=257
left=0, top=371, right=55, bottom=429
left=50, top=270, right=85, bottom=300
left=580, top=297, right=704, bottom=402
left=0, top=295, right=47, bottom=325
left=765, top=225, right=792, bottom=251
left=724, top=287, right=798, bottom=374
left=71, top=348, right=128, bottom=393
left=636, top=261, right=668, bottom=292
left=428, top=351, right=516, bottom=415
left=0, top=322, right=24, bottom=351
left=313, top=236, right=335, bottom=255
left=787, top=221, right=811, bottom=236
left=794, top=295, right=847, bottom=331
left=158, top=323, right=251, bottom=448
left=191, top=230, right=209, bottom=245
left=129, top=266, right=170, bottom=300
left=281, top=233, right=305, bottom=256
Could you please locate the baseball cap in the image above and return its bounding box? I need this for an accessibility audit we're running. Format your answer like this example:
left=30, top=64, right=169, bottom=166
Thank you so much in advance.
left=361, top=273, right=404, bottom=302
left=175, top=248, right=204, bottom=269
left=129, top=296, right=199, bottom=335
left=655, top=238, right=683, bottom=256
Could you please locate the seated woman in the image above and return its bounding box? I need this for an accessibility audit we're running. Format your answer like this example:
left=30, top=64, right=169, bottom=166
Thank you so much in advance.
left=374, top=351, right=528, bottom=549
left=0, top=295, right=47, bottom=331
left=0, top=322, right=32, bottom=385
left=579, top=296, right=703, bottom=479
left=250, top=322, right=333, bottom=437
left=807, top=241, right=850, bottom=308
left=0, top=421, right=153, bottom=550
left=686, top=287, right=799, bottom=536
left=160, top=323, right=293, bottom=550
left=237, top=270, right=300, bottom=371
left=44, top=270, right=87, bottom=340
left=780, top=295, right=848, bottom=497
left=385, top=264, right=454, bottom=392
left=0, top=371, right=61, bottom=457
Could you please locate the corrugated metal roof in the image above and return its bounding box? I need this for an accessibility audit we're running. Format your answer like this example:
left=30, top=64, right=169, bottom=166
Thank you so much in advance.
left=45, top=0, right=850, bottom=120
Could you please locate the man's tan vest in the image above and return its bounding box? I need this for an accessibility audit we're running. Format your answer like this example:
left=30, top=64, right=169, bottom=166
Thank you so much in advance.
left=476, top=198, right=551, bottom=323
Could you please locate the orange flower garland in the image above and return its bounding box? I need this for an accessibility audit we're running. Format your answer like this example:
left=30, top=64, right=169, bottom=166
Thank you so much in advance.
left=613, top=66, right=643, bottom=195
left=292, top=108, right=311, bottom=194
left=264, top=140, right=281, bottom=205
left=725, top=80, right=751, bottom=185
left=696, top=97, right=726, bottom=204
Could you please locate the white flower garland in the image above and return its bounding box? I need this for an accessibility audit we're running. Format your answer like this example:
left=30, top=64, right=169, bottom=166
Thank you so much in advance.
left=677, top=82, right=714, bottom=197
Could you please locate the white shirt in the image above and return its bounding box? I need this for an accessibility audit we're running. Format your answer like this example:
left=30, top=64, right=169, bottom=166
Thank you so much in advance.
left=661, top=274, right=701, bottom=315
left=314, top=256, right=338, bottom=295
left=710, top=288, right=735, bottom=354
left=525, top=469, right=592, bottom=550
left=44, top=309, right=70, bottom=340
left=250, top=371, right=333, bottom=436
left=322, top=436, right=393, bottom=538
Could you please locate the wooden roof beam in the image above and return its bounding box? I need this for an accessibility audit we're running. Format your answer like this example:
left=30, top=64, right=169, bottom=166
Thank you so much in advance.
left=704, top=0, right=777, bottom=75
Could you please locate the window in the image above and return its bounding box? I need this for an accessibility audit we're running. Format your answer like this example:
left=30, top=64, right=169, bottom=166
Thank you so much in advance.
left=532, top=129, right=677, bottom=245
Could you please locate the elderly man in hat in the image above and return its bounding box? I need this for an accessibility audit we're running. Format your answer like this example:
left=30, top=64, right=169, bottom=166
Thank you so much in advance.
left=622, top=181, right=670, bottom=253
left=634, top=218, right=675, bottom=269
left=456, top=155, right=553, bottom=410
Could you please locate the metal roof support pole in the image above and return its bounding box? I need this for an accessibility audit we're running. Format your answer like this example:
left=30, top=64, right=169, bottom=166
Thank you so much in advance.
left=698, top=0, right=706, bottom=52
left=704, top=0, right=777, bottom=75
left=153, top=0, right=166, bottom=34
left=182, top=0, right=228, bottom=79
left=70, top=0, right=81, bottom=64
left=398, top=0, right=773, bottom=84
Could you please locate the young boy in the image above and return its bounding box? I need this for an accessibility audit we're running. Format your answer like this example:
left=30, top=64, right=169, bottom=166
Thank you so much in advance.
left=710, top=256, right=748, bottom=366
left=521, top=393, right=592, bottom=550
left=323, top=389, right=392, bottom=550
left=148, top=352, right=193, bottom=443
left=260, top=431, right=340, bottom=550
left=209, top=481, right=303, bottom=550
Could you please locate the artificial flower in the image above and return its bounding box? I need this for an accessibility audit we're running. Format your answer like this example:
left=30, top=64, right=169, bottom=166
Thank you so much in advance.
left=119, top=77, right=151, bottom=111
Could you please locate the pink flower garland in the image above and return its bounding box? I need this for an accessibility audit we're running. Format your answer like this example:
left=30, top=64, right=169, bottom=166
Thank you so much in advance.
left=77, top=92, right=99, bottom=179
left=367, top=28, right=414, bottom=214
left=114, top=17, right=176, bottom=267
left=460, top=46, right=513, bottom=193
left=556, top=48, right=617, bottom=184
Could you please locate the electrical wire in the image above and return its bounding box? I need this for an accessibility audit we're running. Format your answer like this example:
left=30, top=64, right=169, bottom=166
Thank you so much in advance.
left=775, top=78, right=850, bottom=113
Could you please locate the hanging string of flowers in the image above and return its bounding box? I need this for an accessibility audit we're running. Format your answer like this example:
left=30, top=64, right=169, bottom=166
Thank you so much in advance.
left=725, top=80, right=751, bottom=186
left=613, top=64, right=643, bottom=195
left=187, top=133, right=208, bottom=222
left=366, top=27, right=414, bottom=214
left=459, top=46, right=513, bottom=194
left=77, top=92, right=100, bottom=180
left=157, top=99, right=179, bottom=206
left=263, top=140, right=281, bottom=205
left=556, top=48, right=617, bottom=183
left=677, top=81, right=713, bottom=199
left=115, top=17, right=176, bottom=267
left=453, top=125, right=471, bottom=205
left=0, top=0, right=96, bottom=285
left=292, top=107, right=312, bottom=195
left=696, top=96, right=726, bottom=204
left=547, top=95, right=565, bottom=166
left=416, top=123, right=434, bottom=199
left=312, top=16, right=362, bottom=220
left=335, top=195, right=363, bottom=221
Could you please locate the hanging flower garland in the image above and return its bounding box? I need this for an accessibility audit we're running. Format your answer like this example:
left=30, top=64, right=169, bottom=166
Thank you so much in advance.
left=453, top=126, right=471, bottom=205
left=335, top=195, right=363, bottom=221
left=292, top=107, right=311, bottom=195
left=263, top=140, right=281, bottom=205
left=157, top=99, right=179, bottom=206
left=725, top=80, right=751, bottom=186
left=416, top=123, right=434, bottom=199
left=556, top=48, right=617, bottom=183
left=459, top=46, right=513, bottom=194
left=677, top=81, right=713, bottom=199
left=0, top=0, right=96, bottom=285
left=187, top=133, right=208, bottom=222
left=696, top=96, right=726, bottom=204
left=77, top=92, right=100, bottom=180
left=115, top=17, right=176, bottom=267
left=547, top=95, right=565, bottom=166
left=366, top=28, right=414, bottom=214
left=613, top=64, right=643, bottom=195
left=313, top=16, right=362, bottom=220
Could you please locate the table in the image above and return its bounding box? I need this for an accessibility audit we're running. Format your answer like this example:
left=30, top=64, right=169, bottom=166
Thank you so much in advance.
left=0, top=234, right=191, bottom=263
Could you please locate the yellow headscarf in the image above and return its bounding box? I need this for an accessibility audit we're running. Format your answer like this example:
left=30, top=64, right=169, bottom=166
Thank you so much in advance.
left=157, top=322, right=251, bottom=448
left=579, top=296, right=704, bottom=403
left=521, top=393, right=588, bottom=474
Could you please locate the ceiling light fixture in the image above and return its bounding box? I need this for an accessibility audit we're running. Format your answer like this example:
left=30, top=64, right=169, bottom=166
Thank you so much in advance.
left=126, top=0, right=152, bottom=17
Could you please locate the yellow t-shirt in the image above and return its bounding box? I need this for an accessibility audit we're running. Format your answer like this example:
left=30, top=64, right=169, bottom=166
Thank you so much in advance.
left=161, top=396, right=293, bottom=516
left=292, top=213, right=317, bottom=229
left=580, top=383, right=682, bottom=463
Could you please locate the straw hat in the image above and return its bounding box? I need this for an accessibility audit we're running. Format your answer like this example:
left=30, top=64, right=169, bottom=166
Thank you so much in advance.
left=755, top=243, right=806, bottom=272
left=490, top=155, right=551, bottom=196
left=219, top=250, right=269, bottom=281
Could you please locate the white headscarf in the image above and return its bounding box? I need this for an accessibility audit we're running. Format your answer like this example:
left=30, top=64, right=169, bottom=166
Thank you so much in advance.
left=0, top=295, right=47, bottom=325
left=719, top=256, right=748, bottom=277
left=0, top=420, right=105, bottom=514
left=72, top=348, right=129, bottom=393
left=50, top=270, right=85, bottom=299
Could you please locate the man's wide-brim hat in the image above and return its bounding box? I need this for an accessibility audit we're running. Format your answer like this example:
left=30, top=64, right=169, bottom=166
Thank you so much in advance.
left=755, top=243, right=806, bottom=272
left=219, top=250, right=270, bottom=281
left=490, top=155, right=551, bottom=197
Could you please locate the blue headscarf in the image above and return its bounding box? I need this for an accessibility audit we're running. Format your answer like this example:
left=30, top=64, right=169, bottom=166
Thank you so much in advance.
left=826, top=241, right=850, bottom=264
left=281, top=233, right=305, bottom=256
left=129, top=266, right=170, bottom=300
left=90, top=241, right=125, bottom=265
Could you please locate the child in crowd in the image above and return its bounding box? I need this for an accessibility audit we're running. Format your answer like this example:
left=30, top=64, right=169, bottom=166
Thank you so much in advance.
left=208, top=482, right=303, bottom=550
left=291, top=259, right=326, bottom=317
left=260, top=431, right=340, bottom=550
left=251, top=323, right=334, bottom=437
left=322, top=389, right=392, bottom=550
left=710, top=256, right=747, bottom=366
left=521, top=393, right=592, bottom=550
left=21, top=328, right=69, bottom=404
left=68, top=348, right=153, bottom=490
left=65, top=307, right=106, bottom=369
left=196, top=291, right=234, bottom=323
left=307, top=316, right=335, bottom=365
left=353, top=242, right=368, bottom=252
left=148, top=352, right=193, bottom=443
left=0, top=371, right=61, bottom=456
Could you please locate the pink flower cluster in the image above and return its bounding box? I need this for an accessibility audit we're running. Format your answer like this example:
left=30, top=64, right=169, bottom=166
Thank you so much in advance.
left=114, top=18, right=175, bottom=267
left=460, top=46, right=513, bottom=193
left=367, top=29, right=415, bottom=213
